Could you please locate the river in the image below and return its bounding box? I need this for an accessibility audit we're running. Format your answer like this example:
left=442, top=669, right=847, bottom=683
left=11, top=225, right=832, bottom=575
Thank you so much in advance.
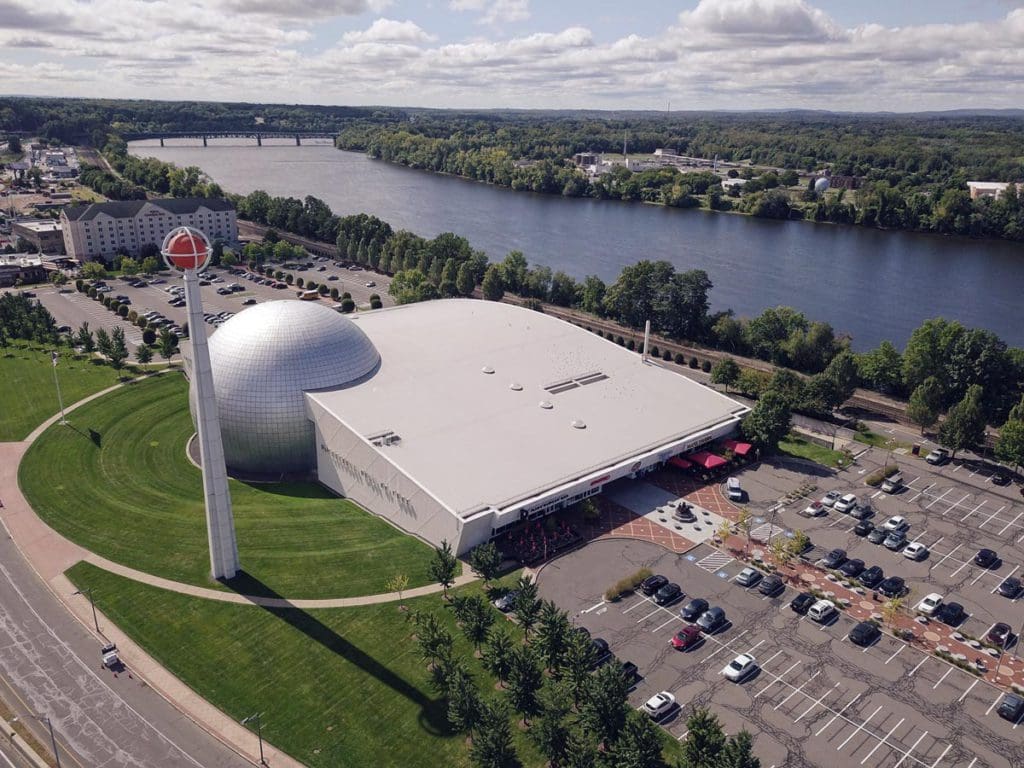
left=129, top=139, right=1024, bottom=351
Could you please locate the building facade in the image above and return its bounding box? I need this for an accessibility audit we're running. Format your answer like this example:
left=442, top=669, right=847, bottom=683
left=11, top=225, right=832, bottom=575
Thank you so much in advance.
left=61, top=198, right=237, bottom=263
left=0, top=254, right=46, bottom=287
left=11, top=220, right=65, bottom=255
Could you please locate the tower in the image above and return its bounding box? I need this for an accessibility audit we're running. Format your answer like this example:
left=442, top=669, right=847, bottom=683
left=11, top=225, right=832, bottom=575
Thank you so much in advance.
left=161, top=226, right=240, bottom=580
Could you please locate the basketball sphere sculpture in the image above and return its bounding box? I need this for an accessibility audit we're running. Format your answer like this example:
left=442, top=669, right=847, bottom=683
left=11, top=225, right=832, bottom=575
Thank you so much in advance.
left=161, top=226, right=211, bottom=271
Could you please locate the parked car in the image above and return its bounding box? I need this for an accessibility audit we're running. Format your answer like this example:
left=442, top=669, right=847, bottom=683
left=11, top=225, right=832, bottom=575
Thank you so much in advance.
left=853, top=520, right=875, bottom=537
left=883, top=531, right=908, bottom=551
left=493, top=590, right=519, bottom=612
left=926, top=448, right=950, bottom=465
left=992, top=474, right=1012, bottom=487
left=877, top=576, right=906, bottom=598
left=722, top=653, right=758, bottom=682
left=654, top=583, right=683, bottom=605
left=643, top=691, right=676, bottom=719
left=790, top=592, right=817, bottom=614
left=618, top=661, right=640, bottom=685
left=915, top=592, right=944, bottom=615
left=679, top=598, right=709, bottom=622
left=807, top=600, right=836, bottom=623
left=988, top=622, right=1013, bottom=648
left=997, top=577, right=1022, bottom=598
left=834, top=493, right=858, bottom=513
left=590, top=638, right=611, bottom=667
left=838, top=559, right=865, bottom=578
left=997, top=694, right=1024, bottom=722
left=821, top=490, right=842, bottom=507
left=802, top=501, right=826, bottom=517
left=849, top=621, right=881, bottom=647
left=936, top=602, right=966, bottom=626
left=243, top=298, right=257, bottom=305
left=365, top=281, right=376, bottom=288
left=696, top=606, right=726, bottom=632
left=859, top=566, right=885, bottom=588
left=726, top=477, right=743, bottom=502
left=883, top=515, right=909, bottom=532
left=821, top=548, right=847, bottom=569
left=735, top=567, right=762, bottom=588
left=903, top=541, right=929, bottom=561
left=850, top=503, right=874, bottom=520
left=670, top=625, right=703, bottom=650
left=867, top=527, right=889, bottom=545
left=974, top=549, right=999, bottom=568
left=639, top=574, right=669, bottom=596
left=881, top=473, right=903, bottom=493
left=758, top=574, right=784, bottom=596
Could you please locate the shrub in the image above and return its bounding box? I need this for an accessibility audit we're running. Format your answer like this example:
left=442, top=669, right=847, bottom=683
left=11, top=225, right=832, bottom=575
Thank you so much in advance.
left=306, top=281, right=317, bottom=291
left=142, top=328, right=156, bottom=345
left=340, top=298, right=356, bottom=313
left=330, top=287, right=339, bottom=300
left=627, top=339, right=636, bottom=351
left=342, top=292, right=352, bottom=300
left=296, top=277, right=304, bottom=288
left=603, top=568, right=654, bottom=602
left=616, top=335, right=625, bottom=346
left=702, top=359, right=712, bottom=373
left=128, top=310, right=138, bottom=322
left=865, top=465, right=900, bottom=487
left=75, top=279, right=85, bottom=292
left=369, top=293, right=381, bottom=302
left=318, top=284, right=329, bottom=295
left=370, top=298, right=383, bottom=310
left=689, top=356, right=699, bottom=368
left=650, top=345, right=660, bottom=357
left=285, top=274, right=293, bottom=284
left=662, top=349, right=672, bottom=361
left=275, top=270, right=283, bottom=280
left=674, top=352, right=685, bottom=364
left=136, top=317, right=148, bottom=329
left=117, top=304, right=129, bottom=318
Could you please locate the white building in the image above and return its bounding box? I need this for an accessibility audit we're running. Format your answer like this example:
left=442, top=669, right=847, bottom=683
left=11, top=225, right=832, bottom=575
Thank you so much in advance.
left=60, top=198, right=237, bottom=263
left=966, top=181, right=1023, bottom=200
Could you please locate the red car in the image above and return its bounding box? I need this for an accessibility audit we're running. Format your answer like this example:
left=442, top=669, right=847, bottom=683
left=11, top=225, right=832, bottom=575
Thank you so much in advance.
left=670, top=625, right=702, bottom=650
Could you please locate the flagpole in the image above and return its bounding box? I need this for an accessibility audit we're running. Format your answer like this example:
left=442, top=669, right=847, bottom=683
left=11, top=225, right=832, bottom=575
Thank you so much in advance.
left=51, top=351, right=67, bottom=425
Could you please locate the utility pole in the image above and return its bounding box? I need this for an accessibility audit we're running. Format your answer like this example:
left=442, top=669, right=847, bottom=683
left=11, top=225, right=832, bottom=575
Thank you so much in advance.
left=51, top=350, right=67, bottom=425
left=242, top=713, right=266, bottom=765
left=72, top=587, right=99, bottom=632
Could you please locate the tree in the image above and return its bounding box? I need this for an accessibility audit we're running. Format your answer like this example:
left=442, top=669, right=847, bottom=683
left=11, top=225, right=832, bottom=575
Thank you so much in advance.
left=412, top=611, right=453, bottom=670
left=607, top=709, right=663, bottom=768
left=107, top=326, right=129, bottom=370
left=819, top=349, right=859, bottom=408
left=447, top=667, right=483, bottom=737
left=120, top=257, right=140, bottom=275
left=938, top=384, right=986, bottom=458
left=710, top=357, right=741, bottom=391
left=461, top=594, right=496, bottom=651
left=720, top=729, right=761, bottom=768
left=95, top=327, right=111, bottom=358
left=563, top=728, right=599, bottom=768
left=507, top=644, right=543, bottom=725
left=49, top=271, right=68, bottom=286
left=157, top=328, right=178, bottom=362
left=578, top=275, right=606, bottom=316
left=75, top=322, right=94, bottom=353
left=881, top=596, right=905, bottom=630
left=560, top=628, right=597, bottom=705
left=481, top=265, right=505, bottom=301
left=996, top=419, right=1024, bottom=473
left=512, top=576, right=541, bottom=640
left=456, top=261, right=476, bottom=296
left=579, top=663, right=629, bottom=748
left=500, top=251, right=529, bottom=294
left=679, top=708, right=727, bottom=768
left=6, top=135, right=21, bottom=154
left=142, top=327, right=157, bottom=346
left=384, top=573, right=409, bottom=604
left=857, top=341, right=903, bottom=394
left=140, top=256, right=158, bottom=275
left=482, top=626, right=515, bottom=687
left=735, top=507, right=753, bottom=554
left=135, top=344, right=152, bottom=365
left=907, top=377, right=943, bottom=434
left=221, top=250, right=238, bottom=268
left=529, top=681, right=572, bottom=768
left=428, top=539, right=458, bottom=599
left=770, top=536, right=794, bottom=571
left=80, top=261, right=107, bottom=280
left=741, top=390, right=792, bottom=450
left=534, top=600, right=571, bottom=672
left=470, top=699, right=519, bottom=768
left=469, top=541, right=502, bottom=584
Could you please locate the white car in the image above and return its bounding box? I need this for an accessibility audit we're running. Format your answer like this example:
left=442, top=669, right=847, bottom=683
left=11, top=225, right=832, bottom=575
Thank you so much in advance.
left=808, top=599, right=836, bottom=623
left=802, top=501, right=826, bottom=517
left=722, top=653, right=758, bottom=682
left=883, top=515, right=909, bottom=532
left=834, top=493, right=858, bottom=513
left=821, top=490, right=842, bottom=507
left=916, top=592, right=943, bottom=615
left=642, top=691, right=676, bottom=719
left=903, top=541, right=929, bottom=561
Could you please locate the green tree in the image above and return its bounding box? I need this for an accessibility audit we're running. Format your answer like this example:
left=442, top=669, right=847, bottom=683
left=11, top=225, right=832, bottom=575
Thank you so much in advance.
left=579, top=663, right=629, bottom=748
left=107, top=326, right=129, bottom=370
left=907, top=376, right=943, bottom=434
left=535, top=600, right=571, bottom=672
left=560, top=628, right=597, bottom=704
left=938, top=384, right=986, bottom=458
left=140, top=256, right=158, bottom=275
left=94, top=326, right=111, bottom=359
left=157, top=328, right=178, bottom=362
left=512, top=576, right=541, bottom=640
left=679, top=708, right=727, bottom=768
left=456, top=261, right=476, bottom=296
left=80, top=261, right=107, bottom=280
left=506, top=644, right=543, bottom=725
left=75, top=322, right=94, bottom=353
left=857, top=341, right=903, bottom=394
left=412, top=611, right=453, bottom=670
left=221, top=250, right=237, bottom=268
left=564, top=728, right=599, bottom=768
left=120, top=257, right=140, bottom=275
left=720, top=729, right=761, bottom=768
left=461, top=594, right=496, bottom=651
left=384, top=573, right=409, bottom=604
left=427, top=539, right=458, bottom=599
left=710, top=357, right=741, bottom=391
left=482, top=626, right=515, bottom=687
left=389, top=268, right=439, bottom=304
left=469, top=541, right=502, bottom=584
left=741, top=390, right=792, bottom=450
left=135, top=344, right=152, bottom=365
left=529, top=681, right=572, bottom=768
left=820, top=350, right=859, bottom=407
left=482, top=264, right=505, bottom=301
left=499, top=251, right=529, bottom=295
left=607, top=709, right=663, bottom=768
left=447, top=667, right=483, bottom=738
left=470, top=699, right=519, bottom=768
left=996, top=419, right=1024, bottom=473
left=578, top=275, right=606, bottom=316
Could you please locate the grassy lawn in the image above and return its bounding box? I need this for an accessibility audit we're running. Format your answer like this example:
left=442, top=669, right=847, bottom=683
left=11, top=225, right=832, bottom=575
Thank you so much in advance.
left=778, top=432, right=851, bottom=469
left=21, top=374, right=443, bottom=598
left=852, top=426, right=911, bottom=452
left=0, top=342, right=126, bottom=440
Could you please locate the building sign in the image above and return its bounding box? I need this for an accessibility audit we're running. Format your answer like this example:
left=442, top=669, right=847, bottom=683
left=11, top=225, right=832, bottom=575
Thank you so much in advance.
left=320, top=442, right=417, bottom=517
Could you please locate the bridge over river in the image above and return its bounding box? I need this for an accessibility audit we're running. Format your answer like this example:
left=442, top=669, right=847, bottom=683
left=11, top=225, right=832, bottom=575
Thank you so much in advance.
left=122, top=131, right=336, bottom=147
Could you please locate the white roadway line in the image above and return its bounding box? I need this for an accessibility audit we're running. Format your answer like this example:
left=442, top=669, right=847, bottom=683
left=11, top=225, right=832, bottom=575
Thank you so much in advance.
left=885, top=645, right=905, bottom=665
left=651, top=614, right=678, bottom=633
left=837, top=705, right=883, bottom=751
left=969, top=565, right=993, bottom=587
left=932, top=667, right=953, bottom=690
left=930, top=543, right=962, bottom=572
left=776, top=671, right=818, bottom=709
left=581, top=600, right=605, bottom=614
left=994, top=565, right=1021, bottom=593
left=941, top=493, right=971, bottom=515
left=963, top=758, right=977, bottom=768
left=701, top=632, right=750, bottom=663
left=905, top=476, right=921, bottom=489
left=976, top=504, right=1006, bottom=530
left=860, top=718, right=905, bottom=765
left=929, top=743, right=953, bottom=767
left=676, top=728, right=689, bottom=741
left=948, top=556, right=972, bottom=578
left=924, top=487, right=953, bottom=510
left=816, top=694, right=861, bottom=736
left=908, top=483, right=934, bottom=503
left=0, top=746, right=16, bottom=768
left=908, top=657, right=929, bottom=677
left=951, top=464, right=962, bottom=473
left=960, top=500, right=986, bottom=522
left=892, top=732, right=929, bottom=768
left=636, top=606, right=662, bottom=623
left=753, top=658, right=797, bottom=698
left=622, top=597, right=651, bottom=614
left=925, top=535, right=944, bottom=550
left=871, top=490, right=882, bottom=499
left=957, top=679, right=979, bottom=703
left=794, top=682, right=840, bottom=722
left=985, top=692, right=1004, bottom=716
left=999, top=511, right=1024, bottom=536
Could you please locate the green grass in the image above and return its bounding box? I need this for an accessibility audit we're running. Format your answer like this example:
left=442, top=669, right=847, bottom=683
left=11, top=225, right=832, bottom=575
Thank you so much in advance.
left=21, top=373, right=444, bottom=598
left=852, top=427, right=911, bottom=452
left=0, top=342, right=125, bottom=440
left=778, top=433, right=850, bottom=469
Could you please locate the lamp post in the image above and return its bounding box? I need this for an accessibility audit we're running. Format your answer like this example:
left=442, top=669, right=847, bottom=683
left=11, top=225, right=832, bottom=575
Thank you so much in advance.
left=51, top=350, right=67, bottom=425
left=72, top=587, right=99, bottom=633
left=13, top=714, right=62, bottom=768
left=242, top=713, right=266, bottom=766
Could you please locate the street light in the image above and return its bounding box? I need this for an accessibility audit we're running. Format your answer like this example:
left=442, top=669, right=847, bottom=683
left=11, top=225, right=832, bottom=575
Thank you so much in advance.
left=12, top=713, right=62, bottom=768
left=241, top=713, right=266, bottom=766
left=72, top=587, right=99, bottom=633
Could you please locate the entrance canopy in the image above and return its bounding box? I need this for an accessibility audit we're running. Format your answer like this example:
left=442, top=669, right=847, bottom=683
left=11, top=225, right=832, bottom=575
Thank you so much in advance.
left=688, top=450, right=727, bottom=470
left=669, top=456, right=693, bottom=470
left=722, top=439, right=753, bottom=456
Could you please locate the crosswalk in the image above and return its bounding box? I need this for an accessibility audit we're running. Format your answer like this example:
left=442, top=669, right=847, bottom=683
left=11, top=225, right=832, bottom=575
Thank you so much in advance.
left=696, top=551, right=733, bottom=573
left=749, top=522, right=785, bottom=543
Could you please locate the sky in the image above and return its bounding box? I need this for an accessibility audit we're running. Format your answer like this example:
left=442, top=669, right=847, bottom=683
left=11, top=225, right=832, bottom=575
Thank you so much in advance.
left=2, top=0, right=1024, bottom=111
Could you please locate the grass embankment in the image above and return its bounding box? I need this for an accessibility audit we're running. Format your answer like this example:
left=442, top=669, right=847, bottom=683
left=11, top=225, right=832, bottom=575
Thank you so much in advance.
left=778, top=432, right=850, bottom=468
left=0, top=342, right=125, bottom=440
left=21, top=373, right=443, bottom=598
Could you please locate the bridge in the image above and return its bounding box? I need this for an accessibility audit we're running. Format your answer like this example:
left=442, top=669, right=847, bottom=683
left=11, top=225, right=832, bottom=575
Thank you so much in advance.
left=122, top=131, right=337, bottom=147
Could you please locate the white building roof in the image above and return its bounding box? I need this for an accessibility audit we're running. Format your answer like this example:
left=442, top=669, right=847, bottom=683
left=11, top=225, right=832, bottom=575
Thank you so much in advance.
left=307, top=299, right=747, bottom=518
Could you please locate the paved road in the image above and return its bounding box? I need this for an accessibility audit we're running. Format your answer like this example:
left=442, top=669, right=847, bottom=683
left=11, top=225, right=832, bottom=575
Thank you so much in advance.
left=0, top=511, right=250, bottom=768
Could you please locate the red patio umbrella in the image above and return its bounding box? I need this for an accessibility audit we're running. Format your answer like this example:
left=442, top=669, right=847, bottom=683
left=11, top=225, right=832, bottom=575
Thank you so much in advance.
left=670, top=456, right=693, bottom=470
left=723, top=438, right=753, bottom=456
left=688, top=450, right=728, bottom=470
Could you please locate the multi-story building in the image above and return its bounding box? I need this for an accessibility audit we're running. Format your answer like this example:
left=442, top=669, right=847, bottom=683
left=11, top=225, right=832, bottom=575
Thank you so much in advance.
left=966, top=181, right=1024, bottom=200
left=0, top=254, right=46, bottom=287
left=11, top=220, right=66, bottom=255
left=61, top=198, right=237, bottom=263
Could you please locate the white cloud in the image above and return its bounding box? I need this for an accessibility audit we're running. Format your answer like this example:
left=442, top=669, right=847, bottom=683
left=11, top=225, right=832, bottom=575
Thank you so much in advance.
left=678, top=0, right=844, bottom=43
left=219, top=0, right=388, bottom=18
left=342, top=18, right=436, bottom=44
left=449, top=0, right=529, bottom=26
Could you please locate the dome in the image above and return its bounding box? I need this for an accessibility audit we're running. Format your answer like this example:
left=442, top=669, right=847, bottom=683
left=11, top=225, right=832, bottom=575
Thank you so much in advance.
left=205, top=300, right=380, bottom=474
left=814, top=177, right=830, bottom=193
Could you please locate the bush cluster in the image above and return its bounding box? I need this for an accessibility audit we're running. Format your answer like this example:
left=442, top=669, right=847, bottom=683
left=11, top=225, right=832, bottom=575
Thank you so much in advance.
left=864, top=464, right=900, bottom=487
left=603, top=568, right=653, bottom=602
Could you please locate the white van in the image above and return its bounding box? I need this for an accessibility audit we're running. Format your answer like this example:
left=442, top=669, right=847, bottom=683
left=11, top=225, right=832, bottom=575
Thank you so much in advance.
left=881, top=473, right=903, bottom=494
left=726, top=477, right=743, bottom=502
left=808, top=599, right=836, bottom=623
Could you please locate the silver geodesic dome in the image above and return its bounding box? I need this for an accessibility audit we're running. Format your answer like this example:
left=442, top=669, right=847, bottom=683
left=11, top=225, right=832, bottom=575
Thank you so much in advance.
left=205, top=300, right=380, bottom=475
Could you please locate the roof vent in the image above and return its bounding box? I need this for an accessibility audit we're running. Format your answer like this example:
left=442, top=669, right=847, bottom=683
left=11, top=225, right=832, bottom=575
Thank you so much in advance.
left=482, top=365, right=495, bottom=374
left=571, top=419, right=587, bottom=429
left=539, top=400, right=553, bottom=410
left=510, top=382, right=523, bottom=391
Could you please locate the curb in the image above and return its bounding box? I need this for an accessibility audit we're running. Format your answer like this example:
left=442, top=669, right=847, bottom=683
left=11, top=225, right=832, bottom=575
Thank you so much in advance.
left=1, top=717, right=51, bottom=768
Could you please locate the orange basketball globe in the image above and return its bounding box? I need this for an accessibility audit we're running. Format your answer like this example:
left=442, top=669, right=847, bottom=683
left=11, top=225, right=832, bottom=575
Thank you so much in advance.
left=161, top=227, right=210, bottom=271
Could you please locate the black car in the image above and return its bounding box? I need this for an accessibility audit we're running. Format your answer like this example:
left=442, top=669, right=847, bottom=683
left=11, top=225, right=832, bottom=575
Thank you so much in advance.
left=790, top=592, right=816, bottom=614
left=822, top=548, right=847, bottom=569
left=696, top=606, right=726, bottom=633
left=590, top=638, right=611, bottom=667
left=987, top=622, right=1013, bottom=648
left=860, top=566, right=885, bottom=588
left=867, top=527, right=888, bottom=544
left=654, top=583, right=683, bottom=605
left=619, top=661, right=640, bottom=685
left=850, top=504, right=874, bottom=520
left=639, top=574, right=669, bottom=596
left=975, top=549, right=999, bottom=568
left=849, top=621, right=881, bottom=647
left=935, top=602, right=967, bottom=626
left=877, top=576, right=906, bottom=598
left=998, top=576, right=1022, bottom=598
left=758, top=574, right=784, bottom=596
left=572, top=625, right=591, bottom=640
left=680, top=598, right=709, bottom=622
left=838, top=558, right=865, bottom=578
left=853, top=520, right=875, bottom=537
left=998, top=694, right=1024, bottom=722
left=992, top=474, right=1012, bottom=487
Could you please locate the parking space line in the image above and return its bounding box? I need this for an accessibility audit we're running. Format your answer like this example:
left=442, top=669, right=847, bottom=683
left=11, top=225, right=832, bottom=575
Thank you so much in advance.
left=963, top=758, right=977, bottom=768
left=836, top=705, right=882, bottom=751
left=636, top=606, right=662, bottom=623
left=957, top=679, right=978, bottom=703
left=650, top=615, right=678, bottom=633
left=930, top=544, right=962, bottom=572
left=960, top=500, right=986, bottom=522
left=885, top=645, right=905, bottom=664
left=998, top=511, right=1023, bottom=536
left=904, top=476, right=920, bottom=489
left=622, top=597, right=651, bottom=614
left=985, top=692, right=1003, bottom=716
left=860, top=718, right=904, bottom=765
left=676, top=729, right=689, bottom=741
left=775, top=671, right=817, bottom=709
left=947, top=557, right=972, bottom=578
left=908, top=657, right=929, bottom=677
left=753, top=658, right=797, bottom=698
left=925, top=535, right=944, bottom=550
left=924, top=488, right=953, bottom=510
left=908, top=484, right=934, bottom=504
left=994, top=564, right=1021, bottom=593
left=969, top=565, right=993, bottom=587
left=892, top=731, right=928, bottom=768
left=931, top=667, right=952, bottom=690
left=816, top=694, right=860, bottom=736
left=701, top=633, right=751, bottom=663
left=794, top=682, right=839, bottom=722
left=941, top=493, right=971, bottom=515
left=928, top=743, right=952, bottom=766
left=977, top=504, right=1006, bottom=530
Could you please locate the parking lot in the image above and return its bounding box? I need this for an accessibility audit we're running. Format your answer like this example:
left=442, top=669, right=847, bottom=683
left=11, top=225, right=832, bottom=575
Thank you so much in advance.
left=538, top=538, right=1024, bottom=768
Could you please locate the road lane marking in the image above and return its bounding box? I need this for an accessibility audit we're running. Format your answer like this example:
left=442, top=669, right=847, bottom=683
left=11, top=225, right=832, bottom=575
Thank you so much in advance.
left=930, top=544, right=962, bottom=572
left=977, top=505, right=1006, bottom=530
left=753, top=659, right=799, bottom=698
left=837, top=705, right=883, bottom=751
left=960, top=500, right=986, bottom=522
left=651, top=615, right=678, bottom=633
left=941, top=493, right=971, bottom=515
left=908, top=483, right=933, bottom=503
left=775, top=671, right=817, bottom=709
left=985, top=693, right=1003, bottom=716
left=929, top=743, right=952, bottom=766
left=908, top=657, right=929, bottom=677
left=957, top=679, right=978, bottom=703
left=622, top=597, right=651, bottom=614
left=892, top=732, right=929, bottom=768
left=581, top=600, right=605, bottom=614
left=998, top=511, right=1024, bottom=536
left=794, top=682, right=840, bottom=722
left=636, top=606, right=662, bottom=623
left=885, top=645, right=905, bottom=664
left=816, top=694, right=861, bottom=736
left=993, top=565, right=1021, bottom=593
left=860, top=718, right=905, bottom=765
left=932, top=667, right=953, bottom=690
left=924, top=488, right=952, bottom=510
left=948, top=556, right=972, bottom=578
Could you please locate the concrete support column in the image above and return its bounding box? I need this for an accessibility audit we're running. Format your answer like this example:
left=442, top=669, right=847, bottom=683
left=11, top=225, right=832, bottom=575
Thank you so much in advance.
left=256, top=134, right=262, bottom=147
left=202, top=135, right=207, bottom=147
left=159, top=137, right=164, bottom=147
left=295, top=135, right=301, bottom=146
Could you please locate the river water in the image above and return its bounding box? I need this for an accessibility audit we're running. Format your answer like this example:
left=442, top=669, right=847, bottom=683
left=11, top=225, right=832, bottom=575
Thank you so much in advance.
left=129, top=139, right=1024, bottom=351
